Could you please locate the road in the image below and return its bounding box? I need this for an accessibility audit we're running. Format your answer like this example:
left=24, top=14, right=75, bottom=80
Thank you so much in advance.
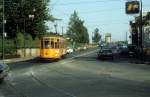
left=0, top=48, right=150, bottom=97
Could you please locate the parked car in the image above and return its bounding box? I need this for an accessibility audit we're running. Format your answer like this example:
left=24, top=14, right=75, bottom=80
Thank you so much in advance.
left=98, top=49, right=114, bottom=59
left=0, top=63, right=9, bottom=83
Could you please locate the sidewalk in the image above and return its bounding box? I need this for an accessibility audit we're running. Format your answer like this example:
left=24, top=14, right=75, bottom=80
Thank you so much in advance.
left=0, top=57, right=36, bottom=64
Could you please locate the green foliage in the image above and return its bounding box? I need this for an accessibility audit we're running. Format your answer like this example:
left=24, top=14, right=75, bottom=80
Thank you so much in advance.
left=15, top=32, right=39, bottom=48
left=26, top=33, right=32, bottom=48
left=116, top=41, right=128, bottom=45
left=0, top=38, right=16, bottom=55
left=92, top=28, right=101, bottom=43
left=15, top=32, right=24, bottom=48
left=3, top=0, right=54, bottom=39
left=67, top=11, right=89, bottom=43
left=135, top=12, right=150, bottom=26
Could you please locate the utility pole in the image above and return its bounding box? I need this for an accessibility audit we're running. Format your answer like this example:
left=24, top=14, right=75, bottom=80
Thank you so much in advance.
left=126, top=32, right=128, bottom=44
left=54, top=19, right=62, bottom=34
left=2, top=0, right=5, bottom=63
left=24, top=18, right=26, bottom=57
left=62, top=26, right=64, bottom=35
left=54, top=23, right=58, bottom=34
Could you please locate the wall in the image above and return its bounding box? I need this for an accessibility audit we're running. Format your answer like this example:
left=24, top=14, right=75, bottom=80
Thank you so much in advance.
left=17, top=48, right=40, bottom=58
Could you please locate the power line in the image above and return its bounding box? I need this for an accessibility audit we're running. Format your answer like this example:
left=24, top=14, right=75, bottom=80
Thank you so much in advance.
left=52, top=0, right=120, bottom=6
left=51, top=1, right=149, bottom=16
left=52, top=0, right=60, bottom=5
left=53, top=7, right=125, bottom=15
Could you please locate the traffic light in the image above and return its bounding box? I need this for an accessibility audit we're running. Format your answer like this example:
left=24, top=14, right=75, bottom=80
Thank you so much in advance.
left=126, top=1, right=140, bottom=14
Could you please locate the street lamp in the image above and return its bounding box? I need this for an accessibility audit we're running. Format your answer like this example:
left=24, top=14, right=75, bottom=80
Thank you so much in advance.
left=23, top=8, right=35, bottom=57
left=29, top=15, right=35, bottom=20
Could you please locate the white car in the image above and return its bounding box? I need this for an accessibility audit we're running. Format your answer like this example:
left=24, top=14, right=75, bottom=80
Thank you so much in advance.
left=0, top=63, right=9, bottom=82
left=67, top=48, right=73, bottom=53
left=83, top=46, right=87, bottom=50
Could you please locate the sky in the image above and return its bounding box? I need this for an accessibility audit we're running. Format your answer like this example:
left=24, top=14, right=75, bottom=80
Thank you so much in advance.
left=47, top=0, right=150, bottom=42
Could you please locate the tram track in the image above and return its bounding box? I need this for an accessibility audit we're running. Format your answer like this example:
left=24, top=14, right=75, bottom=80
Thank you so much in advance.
left=4, top=68, right=77, bottom=97
left=0, top=48, right=98, bottom=97
left=0, top=78, right=28, bottom=97
left=30, top=72, right=77, bottom=97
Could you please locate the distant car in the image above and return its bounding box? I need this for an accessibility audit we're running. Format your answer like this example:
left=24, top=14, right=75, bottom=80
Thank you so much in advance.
left=83, top=46, right=87, bottom=50
left=0, top=63, right=9, bottom=83
left=77, top=47, right=81, bottom=51
left=67, top=48, right=73, bottom=53
left=98, top=49, right=114, bottom=59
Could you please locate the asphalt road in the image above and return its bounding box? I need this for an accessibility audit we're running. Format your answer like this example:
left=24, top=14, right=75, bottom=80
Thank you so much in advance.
left=0, top=48, right=150, bottom=97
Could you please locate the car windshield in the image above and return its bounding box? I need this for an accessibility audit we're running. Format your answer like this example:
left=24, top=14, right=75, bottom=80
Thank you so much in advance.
left=0, top=0, right=150, bottom=97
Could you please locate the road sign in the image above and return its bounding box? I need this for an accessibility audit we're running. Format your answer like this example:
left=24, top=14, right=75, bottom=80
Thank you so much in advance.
left=126, top=1, right=140, bottom=14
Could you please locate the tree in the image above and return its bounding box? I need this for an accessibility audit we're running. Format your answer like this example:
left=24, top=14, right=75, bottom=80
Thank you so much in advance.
left=3, top=0, right=54, bottom=39
left=130, top=12, right=150, bottom=46
left=67, top=11, right=89, bottom=43
left=92, top=28, right=101, bottom=43
left=0, top=0, right=3, bottom=36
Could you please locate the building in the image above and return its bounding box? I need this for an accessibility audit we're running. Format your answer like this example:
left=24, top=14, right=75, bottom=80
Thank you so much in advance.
left=130, top=11, right=150, bottom=58
left=105, top=33, right=111, bottom=43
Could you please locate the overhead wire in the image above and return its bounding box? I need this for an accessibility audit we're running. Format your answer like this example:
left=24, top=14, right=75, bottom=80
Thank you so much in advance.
left=51, top=0, right=121, bottom=6
left=52, top=0, right=149, bottom=16
left=50, top=0, right=149, bottom=33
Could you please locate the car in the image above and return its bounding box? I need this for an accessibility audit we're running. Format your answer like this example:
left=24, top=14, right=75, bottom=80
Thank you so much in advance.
left=77, top=47, right=81, bottom=51
left=98, top=49, right=114, bottom=60
left=0, top=63, right=9, bottom=83
left=83, top=46, right=87, bottom=50
left=67, top=47, right=74, bottom=53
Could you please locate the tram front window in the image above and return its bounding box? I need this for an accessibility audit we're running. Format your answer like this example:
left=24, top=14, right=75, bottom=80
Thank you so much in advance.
left=44, top=41, right=51, bottom=48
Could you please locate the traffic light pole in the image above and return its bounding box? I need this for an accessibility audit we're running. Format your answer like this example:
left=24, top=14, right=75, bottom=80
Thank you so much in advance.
left=139, top=0, right=144, bottom=63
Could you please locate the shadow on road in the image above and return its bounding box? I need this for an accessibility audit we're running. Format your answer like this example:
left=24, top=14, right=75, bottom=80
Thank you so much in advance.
left=74, top=56, right=98, bottom=61
left=8, top=57, right=57, bottom=70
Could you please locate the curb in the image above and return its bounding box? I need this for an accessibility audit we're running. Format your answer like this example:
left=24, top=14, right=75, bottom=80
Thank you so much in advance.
left=0, top=57, right=37, bottom=64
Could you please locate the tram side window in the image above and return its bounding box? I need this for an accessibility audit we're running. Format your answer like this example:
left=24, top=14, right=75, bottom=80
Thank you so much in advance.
left=51, top=41, right=54, bottom=48
left=55, top=42, right=59, bottom=48
left=44, top=41, right=51, bottom=48
left=55, top=39, right=59, bottom=49
left=41, top=41, right=44, bottom=49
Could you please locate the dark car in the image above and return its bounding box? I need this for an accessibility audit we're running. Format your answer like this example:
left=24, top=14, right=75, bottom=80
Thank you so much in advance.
left=0, top=63, right=9, bottom=83
left=98, top=49, right=114, bottom=59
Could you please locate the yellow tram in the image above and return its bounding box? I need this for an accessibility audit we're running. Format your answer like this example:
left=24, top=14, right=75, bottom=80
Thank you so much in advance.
left=40, top=35, right=67, bottom=60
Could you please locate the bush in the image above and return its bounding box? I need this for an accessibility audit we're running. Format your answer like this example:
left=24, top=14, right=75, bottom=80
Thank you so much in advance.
left=15, top=32, right=24, bottom=48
